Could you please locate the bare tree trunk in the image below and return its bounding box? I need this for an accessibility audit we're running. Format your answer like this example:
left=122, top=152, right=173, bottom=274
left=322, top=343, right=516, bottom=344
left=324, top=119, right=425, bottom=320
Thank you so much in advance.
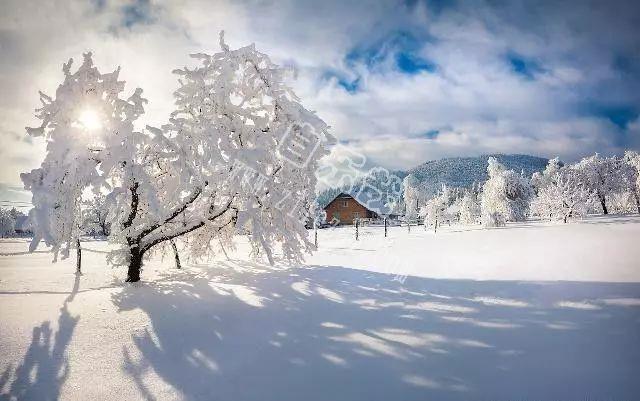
left=434, top=218, right=438, bottom=234
left=75, top=239, right=82, bottom=274
left=599, top=194, right=608, bottom=215
left=125, top=182, right=142, bottom=283
left=218, top=239, right=230, bottom=261
left=101, top=220, right=110, bottom=236
left=170, top=239, right=181, bottom=269
left=126, top=246, right=143, bottom=282
left=634, top=192, right=640, bottom=214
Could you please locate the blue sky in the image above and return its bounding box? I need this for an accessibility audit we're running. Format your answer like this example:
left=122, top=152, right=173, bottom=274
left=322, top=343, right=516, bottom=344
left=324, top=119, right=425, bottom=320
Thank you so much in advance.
left=1, top=0, right=639, bottom=202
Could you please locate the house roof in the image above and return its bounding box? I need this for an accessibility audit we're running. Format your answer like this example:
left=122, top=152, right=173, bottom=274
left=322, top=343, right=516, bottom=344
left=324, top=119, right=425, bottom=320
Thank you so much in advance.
left=323, top=192, right=395, bottom=216
left=334, top=192, right=355, bottom=200
left=323, top=192, right=357, bottom=208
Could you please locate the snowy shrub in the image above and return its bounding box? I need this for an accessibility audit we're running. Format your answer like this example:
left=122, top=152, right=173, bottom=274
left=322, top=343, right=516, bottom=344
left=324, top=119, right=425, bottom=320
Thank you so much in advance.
left=22, top=32, right=334, bottom=281
left=483, top=211, right=505, bottom=227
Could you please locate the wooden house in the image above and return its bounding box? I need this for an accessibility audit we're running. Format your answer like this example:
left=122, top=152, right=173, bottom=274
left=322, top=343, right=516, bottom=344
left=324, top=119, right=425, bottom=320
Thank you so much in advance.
left=323, top=192, right=379, bottom=225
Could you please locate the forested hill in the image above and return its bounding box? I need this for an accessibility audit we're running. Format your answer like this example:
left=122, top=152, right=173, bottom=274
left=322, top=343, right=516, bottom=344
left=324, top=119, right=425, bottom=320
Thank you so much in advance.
left=406, top=154, right=549, bottom=196
left=317, top=154, right=549, bottom=206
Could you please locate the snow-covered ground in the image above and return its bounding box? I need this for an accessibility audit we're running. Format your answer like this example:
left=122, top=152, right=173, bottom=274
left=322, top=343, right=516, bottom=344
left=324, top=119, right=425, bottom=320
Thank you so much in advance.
left=311, top=214, right=640, bottom=282
left=1, top=215, right=639, bottom=400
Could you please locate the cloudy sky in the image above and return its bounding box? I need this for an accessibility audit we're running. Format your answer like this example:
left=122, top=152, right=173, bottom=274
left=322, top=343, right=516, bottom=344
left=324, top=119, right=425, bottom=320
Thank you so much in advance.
left=1, top=0, right=639, bottom=206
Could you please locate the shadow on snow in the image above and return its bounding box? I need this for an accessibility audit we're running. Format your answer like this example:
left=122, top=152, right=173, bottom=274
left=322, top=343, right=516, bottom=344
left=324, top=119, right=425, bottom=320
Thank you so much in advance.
left=1, top=273, right=81, bottom=401
left=110, top=262, right=640, bottom=401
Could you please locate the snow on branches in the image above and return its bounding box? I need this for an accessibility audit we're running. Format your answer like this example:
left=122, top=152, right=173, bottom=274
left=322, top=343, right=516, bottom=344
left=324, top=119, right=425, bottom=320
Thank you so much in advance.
left=402, top=174, right=422, bottom=220
left=530, top=164, right=590, bottom=223
left=421, top=185, right=453, bottom=232
left=574, top=154, right=635, bottom=215
left=457, top=189, right=481, bottom=225
left=624, top=151, right=640, bottom=213
left=22, top=33, right=334, bottom=281
left=21, top=52, right=147, bottom=260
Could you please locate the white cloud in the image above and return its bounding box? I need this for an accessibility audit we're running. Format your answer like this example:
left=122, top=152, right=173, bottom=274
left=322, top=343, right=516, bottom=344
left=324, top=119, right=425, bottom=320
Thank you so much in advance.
left=1, top=0, right=639, bottom=193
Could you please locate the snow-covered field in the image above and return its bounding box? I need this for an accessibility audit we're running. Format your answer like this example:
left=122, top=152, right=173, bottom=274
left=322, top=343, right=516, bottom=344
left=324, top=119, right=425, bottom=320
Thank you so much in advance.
left=1, top=215, right=640, bottom=400
left=312, top=214, right=640, bottom=282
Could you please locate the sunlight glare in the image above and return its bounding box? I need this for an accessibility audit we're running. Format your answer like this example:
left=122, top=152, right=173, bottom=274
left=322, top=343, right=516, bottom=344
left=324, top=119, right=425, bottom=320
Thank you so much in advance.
left=78, top=109, right=102, bottom=131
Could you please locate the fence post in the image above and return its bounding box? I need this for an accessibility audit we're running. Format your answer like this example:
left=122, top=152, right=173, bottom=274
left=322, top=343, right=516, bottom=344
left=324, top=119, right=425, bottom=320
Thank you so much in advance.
left=384, top=217, right=387, bottom=238
left=407, top=220, right=411, bottom=233
left=355, top=219, right=359, bottom=241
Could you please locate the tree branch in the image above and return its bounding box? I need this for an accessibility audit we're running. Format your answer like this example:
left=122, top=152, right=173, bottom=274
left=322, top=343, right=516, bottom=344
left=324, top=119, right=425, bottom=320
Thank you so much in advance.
left=123, top=182, right=139, bottom=230
left=141, top=196, right=236, bottom=253
left=136, top=186, right=203, bottom=241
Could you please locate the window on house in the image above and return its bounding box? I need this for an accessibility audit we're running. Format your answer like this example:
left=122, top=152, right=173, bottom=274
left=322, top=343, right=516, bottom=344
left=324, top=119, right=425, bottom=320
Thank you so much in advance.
left=342, top=201, right=348, bottom=207
left=353, top=212, right=360, bottom=219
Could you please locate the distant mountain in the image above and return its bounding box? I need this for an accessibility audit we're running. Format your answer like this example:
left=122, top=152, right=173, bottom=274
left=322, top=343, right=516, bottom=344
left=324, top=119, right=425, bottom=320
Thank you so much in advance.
left=406, top=154, right=549, bottom=197
left=317, top=154, right=549, bottom=206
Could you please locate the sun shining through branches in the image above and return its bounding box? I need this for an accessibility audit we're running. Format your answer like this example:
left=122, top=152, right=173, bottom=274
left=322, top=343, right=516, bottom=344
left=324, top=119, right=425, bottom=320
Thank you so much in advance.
left=78, top=109, right=102, bottom=131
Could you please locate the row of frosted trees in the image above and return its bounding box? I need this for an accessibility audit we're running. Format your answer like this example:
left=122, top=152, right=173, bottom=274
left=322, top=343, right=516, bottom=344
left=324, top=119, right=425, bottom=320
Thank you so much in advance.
left=404, top=152, right=640, bottom=230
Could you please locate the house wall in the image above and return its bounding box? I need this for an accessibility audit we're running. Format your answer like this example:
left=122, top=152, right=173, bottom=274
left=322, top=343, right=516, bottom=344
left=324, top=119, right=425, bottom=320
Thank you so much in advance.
left=324, top=198, right=373, bottom=225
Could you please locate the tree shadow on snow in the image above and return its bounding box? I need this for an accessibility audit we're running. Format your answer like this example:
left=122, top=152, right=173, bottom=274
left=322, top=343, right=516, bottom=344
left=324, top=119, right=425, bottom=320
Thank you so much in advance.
left=0, top=273, right=81, bottom=401
left=109, top=261, right=640, bottom=401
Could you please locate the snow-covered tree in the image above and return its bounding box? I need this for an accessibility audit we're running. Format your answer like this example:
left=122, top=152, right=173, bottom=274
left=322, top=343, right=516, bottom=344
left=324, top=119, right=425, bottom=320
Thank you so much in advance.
left=422, top=196, right=446, bottom=233
left=310, top=201, right=327, bottom=227
left=607, top=191, right=638, bottom=214
left=22, top=33, right=333, bottom=282
left=158, top=33, right=333, bottom=270
left=403, top=174, right=421, bottom=220
left=480, top=157, right=533, bottom=227
left=0, top=208, right=16, bottom=238
left=574, top=154, right=634, bottom=215
left=457, top=190, right=481, bottom=225
left=386, top=198, right=405, bottom=217
left=530, top=167, right=590, bottom=223
left=21, top=52, right=145, bottom=261
left=480, top=157, right=507, bottom=226
left=623, top=151, right=640, bottom=213
left=421, top=185, right=454, bottom=232
left=83, top=193, right=110, bottom=236
left=531, top=157, right=562, bottom=195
